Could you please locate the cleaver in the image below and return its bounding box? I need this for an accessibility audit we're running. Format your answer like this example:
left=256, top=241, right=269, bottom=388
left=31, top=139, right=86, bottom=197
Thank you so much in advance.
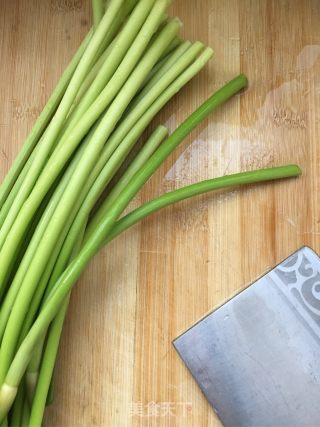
left=173, top=246, right=320, bottom=427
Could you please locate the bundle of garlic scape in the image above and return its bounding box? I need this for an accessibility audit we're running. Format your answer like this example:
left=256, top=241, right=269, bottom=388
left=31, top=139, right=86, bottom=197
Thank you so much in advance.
left=0, top=1, right=300, bottom=425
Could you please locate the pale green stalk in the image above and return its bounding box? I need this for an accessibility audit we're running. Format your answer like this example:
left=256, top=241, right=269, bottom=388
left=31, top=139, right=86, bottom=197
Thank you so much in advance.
left=97, top=128, right=169, bottom=208
left=142, top=36, right=183, bottom=86
left=54, top=43, right=206, bottom=259
left=0, top=132, right=100, bottom=346
left=123, top=0, right=140, bottom=14
left=74, top=36, right=117, bottom=104
left=160, top=36, right=182, bottom=57
left=25, top=218, right=87, bottom=398
left=85, top=46, right=214, bottom=239
left=84, top=42, right=209, bottom=230
left=0, top=144, right=87, bottom=341
left=10, top=19, right=182, bottom=335
left=11, top=132, right=104, bottom=348
left=20, top=398, right=29, bottom=426
left=76, top=8, right=173, bottom=108
left=17, top=112, right=163, bottom=346
left=27, top=297, right=69, bottom=426
left=128, top=40, right=193, bottom=111
left=92, top=0, right=104, bottom=29
left=71, top=8, right=129, bottom=110
left=9, top=31, right=187, bottom=350
left=0, top=146, right=37, bottom=229
left=0, top=36, right=191, bottom=306
left=7, top=385, right=24, bottom=426
left=47, top=43, right=209, bottom=289
left=4, top=164, right=303, bottom=426
left=0, top=0, right=168, bottom=299
left=0, top=18, right=180, bottom=385
left=0, top=30, right=92, bottom=212
left=28, top=202, right=91, bottom=419
left=26, top=220, right=87, bottom=420
left=25, top=219, right=88, bottom=405
left=93, top=3, right=129, bottom=63
left=0, top=76, right=253, bottom=422
left=60, top=0, right=156, bottom=141
left=26, top=128, right=168, bottom=403
left=0, top=0, right=124, bottom=300
left=46, top=126, right=168, bottom=295
left=105, top=165, right=301, bottom=244
left=0, top=0, right=122, bottom=249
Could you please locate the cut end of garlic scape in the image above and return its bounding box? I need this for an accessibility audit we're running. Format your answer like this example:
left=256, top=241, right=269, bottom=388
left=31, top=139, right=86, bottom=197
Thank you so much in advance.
left=0, top=383, right=18, bottom=422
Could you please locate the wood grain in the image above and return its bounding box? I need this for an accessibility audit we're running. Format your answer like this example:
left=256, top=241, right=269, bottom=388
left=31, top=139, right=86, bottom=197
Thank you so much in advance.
left=0, top=0, right=319, bottom=425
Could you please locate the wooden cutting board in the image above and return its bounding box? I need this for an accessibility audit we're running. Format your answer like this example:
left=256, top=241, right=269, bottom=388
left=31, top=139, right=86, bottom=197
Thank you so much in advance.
left=0, top=1, right=319, bottom=425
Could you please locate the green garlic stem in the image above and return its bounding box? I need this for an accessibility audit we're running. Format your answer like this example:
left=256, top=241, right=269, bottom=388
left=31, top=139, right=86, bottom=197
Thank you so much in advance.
left=129, top=40, right=194, bottom=112
left=100, top=126, right=169, bottom=210
left=0, top=77, right=249, bottom=416
left=0, top=0, right=124, bottom=299
left=21, top=397, right=30, bottom=426
left=74, top=35, right=117, bottom=105
left=12, top=17, right=185, bottom=352
left=105, top=165, right=301, bottom=244
left=0, top=16, right=180, bottom=387
left=7, top=384, right=24, bottom=426
left=89, top=41, right=206, bottom=193
left=57, top=42, right=209, bottom=265
left=19, top=163, right=304, bottom=426
left=84, top=46, right=214, bottom=239
left=28, top=297, right=69, bottom=427
left=48, top=42, right=209, bottom=293
left=25, top=128, right=168, bottom=414
left=158, top=35, right=182, bottom=58
left=28, top=218, right=87, bottom=423
left=23, top=128, right=168, bottom=403
left=0, top=30, right=92, bottom=213
left=0, top=0, right=121, bottom=247
left=123, top=0, right=140, bottom=14
left=0, top=0, right=171, bottom=301
left=0, top=145, right=86, bottom=342
left=36, top=18, right=180, bottom=310
left=46, top=125, right=168, bottom=296
left=0, top=163, right=301, bottom=424
left=0, top=144, right=38, bottom=230
left=92, top=0, right=105, bottom=30
left=61, top=0, right=156, bottom=143
left=142, top=36, right=183, bottom=87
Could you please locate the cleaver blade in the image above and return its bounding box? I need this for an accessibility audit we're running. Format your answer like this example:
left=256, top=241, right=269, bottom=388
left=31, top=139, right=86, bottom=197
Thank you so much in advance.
left=173, top=246, right=320, bottom=427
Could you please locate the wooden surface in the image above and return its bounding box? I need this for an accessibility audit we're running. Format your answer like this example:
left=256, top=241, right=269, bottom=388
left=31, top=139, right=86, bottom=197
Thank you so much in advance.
left=0, top=0, right=319, bottom=425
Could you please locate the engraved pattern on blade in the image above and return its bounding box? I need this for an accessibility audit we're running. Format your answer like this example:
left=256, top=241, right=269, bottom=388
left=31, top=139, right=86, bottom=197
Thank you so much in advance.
left=269, top=248, right=320, bottom=337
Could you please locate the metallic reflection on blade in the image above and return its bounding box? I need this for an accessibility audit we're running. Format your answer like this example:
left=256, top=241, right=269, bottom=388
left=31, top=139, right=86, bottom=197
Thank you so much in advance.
left=174, top=246, right=320, bottom=427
